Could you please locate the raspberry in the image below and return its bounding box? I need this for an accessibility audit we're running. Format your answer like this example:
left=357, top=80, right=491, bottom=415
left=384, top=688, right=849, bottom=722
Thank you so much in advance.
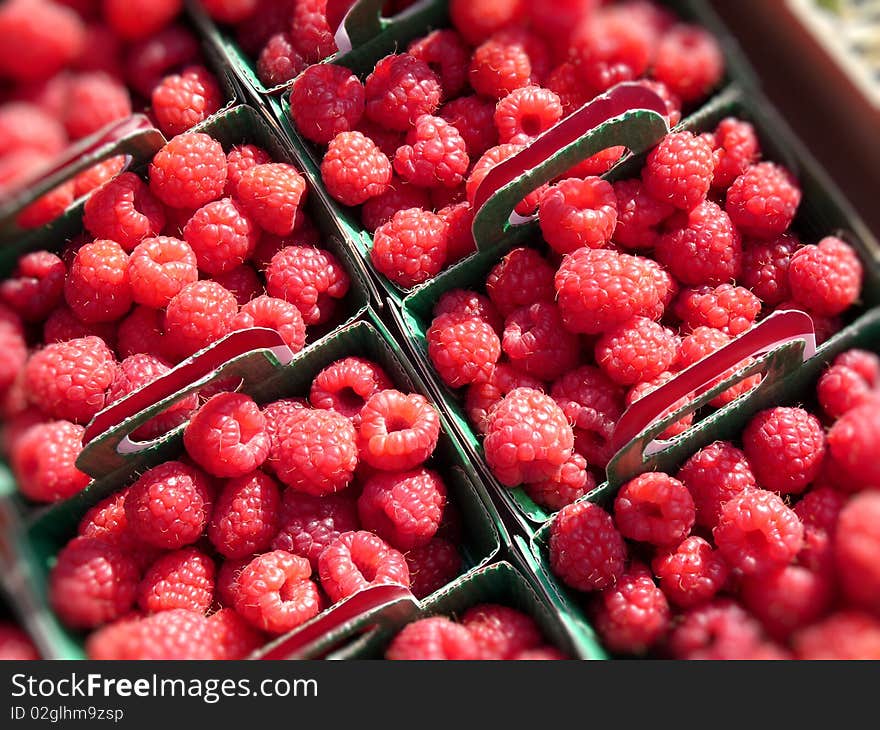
left=545, top=62, right=592, bottom=117
left=216, top=557, right=249, bottom=608
left=49, top=537, right=139, bottom=629
left=835, top=492, right=880, bottom=612
left=551, top=365, right=623, bottom=446
left=87, top=610, right=215, bottom=660
left=469, top=38, right=532, bottom=99
left=466, top=143, right=547, bottom=216
left=288, top=65, right=364, bottom=145
left=550, top=501, right=626, bottom=592
left=677, top=441, right=757, bottom=528
left=636, top=79, right=682, bottom=128
left=788, top=236, right=862, bottom=317
left=17, top=182, right=75, bottom=229
left=208, top=471, right=281, bottom=559
left=125, top=461, right=212, bottom=549
left=270, top=407, right=357, bottom=495
left=462, top=604, right=542, bottom=660
left=570, top=7, right=654, bottom=91
left=181, top=198, right=258, bottom=276
left=357, top=390, right=440, bottom=472
left=104, top=0, right=182, bottom=40
left=232, top=296, right=306, bottom=353
left=360, top=178, right=431, bottom=233
left=656, top=201, right=742, bottom=286
left=213, top=265, right=264, bottom=305
left=794, top=486, right=846, bottom=534
left=138, top=548, right=215, bottom=615
left=321, top=131, right=392, bottom=207
left=77, top=489, right=141, bottom=553
left=184, top=393, right=270, bottom=478
left=308, top=357, right=392, bottom=425
left=62, top=72, right=132, bottom=141
left=0, top=0, right=84, bottom=82
left=653, top=24, right=724, bottom=102
left=407, top=29, right=470, bottom=100
left=73, top=156, right=126, bottom=198
left=358, top=468, right=446, bottom=551
left=742, top=407, right=825, bottom=495
left=225, top=144, right=272, bottom=197
left=827, top=402, right=880, bottom=491
left=0, top=251, right=65, bottom=323
left=107, top=354, right=197, bottom=440
left=318, top=530, right=410, bottom=602
left=0, top=623, right=38, bottom=660
left=593, top=562, right=670, bottom=655
left=440, top=96, right=498, bottom=159
left=124, top=25, right=201, bottom=98
left=164, top=280, right=238, bottom=358
left=494, top=86, right=563, bottom=145
left=42, top=305, right=114, bottom=351
left=674, top=284, right=761, bottom=337
left=262, top=397, right=308, bottom=456
left=0, top=102, right=66, bottom=157
left=614, top=472, right=695, bottom=547
left=149, top=132, right=227, bottom=210
left=652, top=536, right=728, bottom=609
left=466, top=364, right=543, bottom=435
left=385, top=617, right=480, bottom=660
left=642, top=132, right=714, bottom=211
left=555, top=248, right=660, bottom=334
left=450, top=0, right=525, bottom=45
left=524, top=452, right=595, bottom=512
left=233, top=0, right=293, bottom=53
left=64, top=239, right=132, bottom=323
left=539, top=177, right=616, bottom=254
left=289, top=0, right=336, bottom=63
left=235, top=163, right=306, bottom=237
left=793, top=611, right=880, bottom=660
left=725, top=162, right=801, bottom=239
left=837, top=348, right=880, bottom=383
left=265, top=245, right=350, bottom=326
left=272, top=490, right=359, bottom=569
left=434, top=290, right=501, bottom=332
left=202, top=0, right=258, bottom=23
left=595, top=316, right=678, bottom=386
left=819, top=365, right=878, bottom=421
left=128, top=236, right=198, bottom=309
left=152, top=65, right=223, bottom=137
left=234, top=551, right=322, bottom=634
left=610, top=179, right=674, bottom=250
left=257, top=33, right=305, bottom=87
left=209, top=608, right=266, bottom=660
left=355, top=118, right=404, bottom=160
left=116, top=306, right=171, bottom=361
left=736, top=235, right=796, bottom=306
left=486, top=247, right=555, bottom=318
left=713, top=489, right=803, bottom=575
left=501, top=303, right=579, bottom=382
left=709, top=118, right=760, bottom=190
left=11, top=420, right=89, bottom=503
left=364, top=54, right=442, bottom=132
left=667, top=599, right=766, bottom=660
left=25, top=336, right=115, bottom=424
left=394, top=115, right=469, bottom=189
left=427, top=313, right=500, bottom=389
left=405, top=538, right=461, bottom=599
left=371, top=208, right=448, bottom=289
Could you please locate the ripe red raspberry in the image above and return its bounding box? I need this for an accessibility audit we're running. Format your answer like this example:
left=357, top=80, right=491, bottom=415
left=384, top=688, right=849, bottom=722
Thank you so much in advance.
left=124, top=25, right=201, bottom=97
left=358, top=468, right=446, bottom=551
left=677, top=441, right=756, bottom=528
left=16, top=179, right=75, bottom=229
left=667, top=599, right=766, bottom=660
left=595, top=316, right=678, bottom=386
left=793, top=611, right=880, bottom=660
left=725, top=162, right=801, bottom=239
left=486, top=247, right=555, bottom=318
left=614, top=472, right=695, bottom=547
left=709, top=118, right=760, bottom=190
left=385, top=617, right=480, bottom=660
left=0, top=0, right=85, bottom=81
left=212, top=264, right=264, bottom=305
left=272, top=490, right=359, bottom=569
left=405, top=538, right=461, bottom=600
left=407, top=29, right=469, bottom=99
left=544, top=62, right=591, bottom=117
left=270, top=407, right=357, bottom=495
left=555, top=248, right=660, bottom=334
left=743, top=407, right=826, bottom=495
left=42, top=305, right=116, bottom=350
left=73, top=156, right=126, bottom=198
left=434, top=289, right=501, bottom=332
left=364, top=54, right=441, bottom=132
left=257, top=33, right=305, bottom=87
left=49, top=537, right=139, bottom=629
left=524, top=452, right=595, bottom=512
left=62, top=72, right=132, bottom=141
left=318, top=530, right=410, bottom=602
left=642, top=132, right=714, bottom=211
left=209, top=608, right=266, bottom=660
left=394, top=115, right=469, bottom=189
left=309, top=357, right=392, bottom=424
left=427, top=313, right=501, bottom=388
left=164, top=280, right=238, bottom=358
left=104, top=0, right=182, bottom=40
left=64, top=239, right=132, bottom=324
left=794, top=486, right=845, bottom=534
left=835, top=492, right=880, bottom=612
left=149, top=132, right=227, bottom=210
left=837, top=348, right=880, bottom=383
left=202, top=0, right=258, bottom=23
left=208, top=471, right=281, bottom=559
left=652, top=536, right=728, bottom=609
left=0, top=623, right=38, bottom=660
left=183, top=198, right=258, bottom=275
left=610, top=178, right=674, bottom=250
left=371, top=208, right=448, bottom=289
left=788, top=236, right=862, bottom=317
left=86, top=610, right=215, bottom=660
left=184, top=393, right=270, bottom=478
left=289, top=0, right=336, bottom=63
left=261, top=398, right=308, bottom=460
left=656, top=200, right=742, bottom=287
left=468, top=37, right=532, bottom=100
left=466, top=364, right=543, bottom=435
left=461, top=604, right=542, bottom=659
left=265, top=245, right=350, bottom=326
left=11, top=420, right=90, bottom=503
left=550, top=501, right=626, bottom=592
left=138, top=548, right=215, bottom=615
left=225, top=144, right=272, bottom=197
left=233, top=550, right=322, bottom=634
left=357, top=389, right=440, bottom=472
left=236, top=163, right=306, bottom=237
left=152, top=65, right=223, bottom=138
left=125, top=461, right=212, bottom=549
left=440, top=95, right=498, bottom=159
left=0, top=102, right=66, bottom=157
left=0, top=250, right=65, bottom=323
left=501, top=303, right=579, bottom=382
left=828, top=402, right=880, bottom=491
left=128, top=236, right=198, bottom=309
left=819, top=364, right=878, bottom=421
left=116, top=306, right=171, bottom=361
left=539, top=177, right=617, bottom=254
left=77, top=488, right=145, bottom=557
left=361, top=178, right=432, bottom=233
left=449, top=0, right=525, bottom=45
left=713, top=489, right=803, bottom=575
left=289, top=64, right=364, bottom=145
left=232, top=295, right=306, bottom=353
left=674, top=284, right=760, bottom=337
left=653, top=24, right=723, bottom=102
left=321, top=131, right=392, bottom=207
left=25, top=336, right=115, bottom=424
left=466, top=143, right=547, bottom=216
left=494, top=86, right=563, bottom=145
left=593, top=562, right=669, bottom=655
left=551, top=365, right=623, bottom=446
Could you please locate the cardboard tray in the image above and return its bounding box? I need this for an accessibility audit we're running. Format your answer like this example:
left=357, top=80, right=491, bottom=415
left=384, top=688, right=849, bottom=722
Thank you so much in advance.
left=394, top=83, right=880, bottom=534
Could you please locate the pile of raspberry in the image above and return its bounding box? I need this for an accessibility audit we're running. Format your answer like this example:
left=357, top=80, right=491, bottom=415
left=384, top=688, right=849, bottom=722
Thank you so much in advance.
left=385, top=602, right=568, bottom=660
left=46, top=356, right=468, bottom=659
left=2, top=130, right=352, bottom=505
left=423, top=117, right=864, bottom=510
left=284, top=0, right=725, bottom=289
left=548, top=347, right=880, bottom=659
left=0, top=619, right=39, bottom=660
left=0, top=0, right=226, bottom=229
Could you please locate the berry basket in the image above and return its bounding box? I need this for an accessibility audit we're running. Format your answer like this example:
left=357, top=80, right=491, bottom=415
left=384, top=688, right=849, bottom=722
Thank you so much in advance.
left=523, top=305, right=880, bottom=660
left=3, top=319, right=503, bottom=659
left=394, top=83, right=880, bottom=532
